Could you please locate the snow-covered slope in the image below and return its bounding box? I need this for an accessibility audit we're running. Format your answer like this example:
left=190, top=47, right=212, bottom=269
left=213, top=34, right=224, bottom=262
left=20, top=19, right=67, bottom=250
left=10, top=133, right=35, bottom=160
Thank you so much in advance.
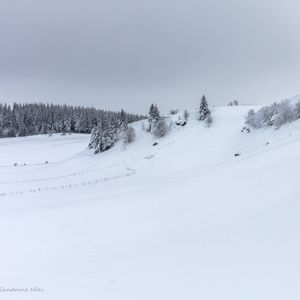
left=0, top=106, right=300, bottom=300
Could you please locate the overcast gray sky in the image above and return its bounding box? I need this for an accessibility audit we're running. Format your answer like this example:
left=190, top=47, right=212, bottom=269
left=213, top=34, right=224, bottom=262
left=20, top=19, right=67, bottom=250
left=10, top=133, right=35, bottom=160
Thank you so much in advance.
left=0, top=0, right=299, bottom=113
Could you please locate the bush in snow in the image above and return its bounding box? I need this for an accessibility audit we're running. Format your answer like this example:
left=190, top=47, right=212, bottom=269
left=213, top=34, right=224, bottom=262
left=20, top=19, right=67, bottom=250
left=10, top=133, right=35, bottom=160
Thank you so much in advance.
left=169, top=109, right=179, bottom=115
left=272, top=100, right=293, bottom=129
left=153, top=119, right=169, bottom=138
left=141, top=121, right=148, bottom=132
left=228, top=100, right=239, bottom=106
left=123, top=126, right=136, bottom=145
left=205, top=114, right=213, bottom=127
left=183, top=109, right=189, bottom=121
left=245, top=99, right=299, bottom=130
left=245, top=109, right=257, bottom=128
left=294, top=101, right=300, bottom=120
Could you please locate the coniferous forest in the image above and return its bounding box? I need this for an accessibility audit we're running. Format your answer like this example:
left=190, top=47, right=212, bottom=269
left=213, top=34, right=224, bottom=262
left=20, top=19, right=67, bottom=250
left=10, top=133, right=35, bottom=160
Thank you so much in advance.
left=0, top=103, right=145, bottom=138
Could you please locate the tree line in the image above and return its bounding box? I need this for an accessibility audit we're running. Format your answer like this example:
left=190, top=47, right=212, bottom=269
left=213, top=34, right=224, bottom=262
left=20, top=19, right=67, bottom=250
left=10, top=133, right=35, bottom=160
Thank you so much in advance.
left=0, top=103, right=145, bottom=138
left=0, top=96, right=214, bottom=154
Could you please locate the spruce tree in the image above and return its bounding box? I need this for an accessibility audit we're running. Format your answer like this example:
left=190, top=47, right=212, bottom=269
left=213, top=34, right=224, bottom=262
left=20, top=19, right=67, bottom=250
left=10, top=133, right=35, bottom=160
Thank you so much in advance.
left=148, top=104, right=160, bottom=132
left=198, top=95, right=211, bottom=121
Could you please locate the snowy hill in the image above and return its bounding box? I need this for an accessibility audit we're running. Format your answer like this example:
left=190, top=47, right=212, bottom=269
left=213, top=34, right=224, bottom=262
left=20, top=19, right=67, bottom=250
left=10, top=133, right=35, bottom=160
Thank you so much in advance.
left=0, top=106, right=300, bottom=299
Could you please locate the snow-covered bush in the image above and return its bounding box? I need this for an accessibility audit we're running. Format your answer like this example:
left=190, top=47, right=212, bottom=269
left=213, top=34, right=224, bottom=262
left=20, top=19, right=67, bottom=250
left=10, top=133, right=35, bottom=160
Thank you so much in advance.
left=169, top=109, right=179, bottom=115
left=272, top=101, right=293, bottom=129
left=123, top=126, right=136, bottom=145
left=228, top=100, right=238, bottom=106
left=245, top=99, right=299, bottom=130
left=153, top=119, right=169, bottom=138
left=245, top=109, right=257, bottom=128
left=205, top=114, right=213, bottom=127
left=184, top=110, right=189, bottom=121
left=294, top=101, right=300, bottom=120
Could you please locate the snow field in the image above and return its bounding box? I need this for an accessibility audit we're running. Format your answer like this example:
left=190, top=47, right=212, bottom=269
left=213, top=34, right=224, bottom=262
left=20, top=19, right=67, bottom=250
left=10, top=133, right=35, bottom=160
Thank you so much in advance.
left=0, top=106, right=300, bottom=299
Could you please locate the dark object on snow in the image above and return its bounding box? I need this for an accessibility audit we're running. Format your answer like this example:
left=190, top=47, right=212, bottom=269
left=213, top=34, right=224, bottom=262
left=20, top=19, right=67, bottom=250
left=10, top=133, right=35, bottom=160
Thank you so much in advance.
left=45, top=161, right=49, bottom=164
left=265, top=142, right=270, bottom=145
left=241, top=126, right=250, bottom=133
left=152, top=142, right=158, bottom=146
left=234, top=153, right=241, bottom=157
left=23, top=163, right=26, bottom=166
left=13, top=163, right=17, bottom=166
left=175, top=121, right=187, bottom=126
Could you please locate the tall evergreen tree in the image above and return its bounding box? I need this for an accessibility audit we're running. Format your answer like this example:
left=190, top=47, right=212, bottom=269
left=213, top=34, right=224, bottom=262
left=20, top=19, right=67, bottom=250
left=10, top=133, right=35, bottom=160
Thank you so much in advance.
left=148, top=104, right=160, bottom=132
left=198, top=95, right=211, bottom=121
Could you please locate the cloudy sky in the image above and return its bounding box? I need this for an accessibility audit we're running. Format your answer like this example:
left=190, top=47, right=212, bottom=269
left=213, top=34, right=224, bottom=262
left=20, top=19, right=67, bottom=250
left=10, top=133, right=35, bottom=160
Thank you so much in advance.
left=0, top=0, right=299, bottom=113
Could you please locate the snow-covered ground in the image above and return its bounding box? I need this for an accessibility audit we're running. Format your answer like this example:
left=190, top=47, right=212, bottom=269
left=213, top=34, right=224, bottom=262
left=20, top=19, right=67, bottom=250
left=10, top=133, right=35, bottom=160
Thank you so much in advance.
left=0, top=106, right=300, bottom=299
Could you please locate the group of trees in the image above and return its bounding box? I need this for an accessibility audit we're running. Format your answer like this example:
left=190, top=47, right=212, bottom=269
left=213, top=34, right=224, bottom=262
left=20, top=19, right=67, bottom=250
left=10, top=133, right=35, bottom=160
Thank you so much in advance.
left=88, top=109, right=139, bottom=153
left=245, top=99, right=300, bottom=129
left=228, top=100, right=239, bottom=106
left=0, top=96, right=214, bottom=154
left=0, top=103, right=144, bottom=138
left=146, top=95, right=212, bottom=140
left=147, top=104, right=170, bottom=138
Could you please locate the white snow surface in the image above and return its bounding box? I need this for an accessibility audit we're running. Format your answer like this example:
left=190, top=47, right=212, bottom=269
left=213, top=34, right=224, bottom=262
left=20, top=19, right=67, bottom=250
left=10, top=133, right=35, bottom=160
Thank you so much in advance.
left=0, top=106, right=300, bottom=299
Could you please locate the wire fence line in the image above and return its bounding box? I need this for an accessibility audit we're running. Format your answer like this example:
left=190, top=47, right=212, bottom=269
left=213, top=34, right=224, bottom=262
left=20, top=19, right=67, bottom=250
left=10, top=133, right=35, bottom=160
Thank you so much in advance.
left=0, top=162, right=122, bottom=185
left=0, top=167, right=136, bottom=198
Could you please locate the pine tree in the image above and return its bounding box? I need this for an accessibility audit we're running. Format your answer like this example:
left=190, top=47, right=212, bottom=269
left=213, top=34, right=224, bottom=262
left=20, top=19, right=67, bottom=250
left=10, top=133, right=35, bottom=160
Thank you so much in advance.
left=198, top=95, right=211, bottom=121
left=119, top=109, right=128, bottom=132
left=148, top=104, right=160, bottom=132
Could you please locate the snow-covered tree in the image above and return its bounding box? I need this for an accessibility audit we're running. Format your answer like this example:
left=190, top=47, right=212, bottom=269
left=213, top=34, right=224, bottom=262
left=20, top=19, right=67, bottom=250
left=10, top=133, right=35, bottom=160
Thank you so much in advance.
left=88, top=117, right=118, bottom=154
left=198, top=95, right=211, bottom=121
left=119, top=109, right=128, bottom=132
left=148, top=104, right=160, bottom=132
